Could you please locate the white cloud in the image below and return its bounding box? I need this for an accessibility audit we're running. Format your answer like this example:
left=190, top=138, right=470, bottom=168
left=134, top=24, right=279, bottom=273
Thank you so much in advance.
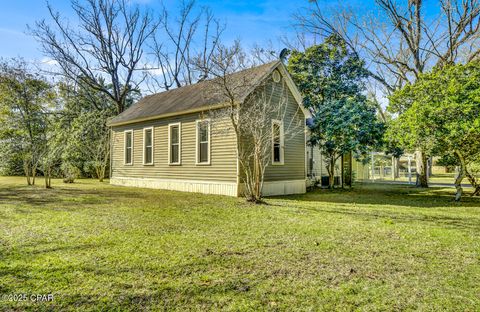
left=41, top=57, right=59, bottom=66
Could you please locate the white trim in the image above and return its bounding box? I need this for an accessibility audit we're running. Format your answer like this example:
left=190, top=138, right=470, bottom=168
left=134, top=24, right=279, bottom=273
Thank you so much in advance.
left=108, top=102, right=231, bottom=127
left=107, top=63, right=311, bottom=128
left=271, top=119, right=285, bottom=165
left=276, top=63, right=312, bottom=119
left=235, top=109, right=241, bottom=196
left=124, top=129, right=133, bottom=165
left=304, top=127, right=308, bottom=178
left=142, top=126, right=154, bottom=166
left=195, top=119, right=211, bottom=165
left=238, top=179, right=306, bottom=197
left=168, top=122, right=182, bottom=165
left=111, top=177, right=306, bottom=197
left=111, top=177, right=237, bottom=197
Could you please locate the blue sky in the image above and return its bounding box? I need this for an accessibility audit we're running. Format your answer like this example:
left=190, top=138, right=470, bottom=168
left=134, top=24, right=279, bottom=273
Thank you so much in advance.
left=0, top=0, right=305, bottom=60
left=0, top=0, right=360, bottom=61
left=0, top=0, right=442, bottom=61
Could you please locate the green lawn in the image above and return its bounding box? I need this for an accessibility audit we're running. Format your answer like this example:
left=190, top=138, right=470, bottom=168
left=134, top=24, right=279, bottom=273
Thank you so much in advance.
left=1, top=177, right=480, bottom=311
left=369, top=173, right=462, bottom=185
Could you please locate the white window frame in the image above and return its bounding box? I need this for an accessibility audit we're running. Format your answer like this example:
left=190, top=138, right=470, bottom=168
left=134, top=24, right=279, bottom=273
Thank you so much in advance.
left=271, top=119, right=285, bottom=165
left=168, top=122, right=182, bottom=165
left=124, top=130, right=134, bottom=165
left=195, top=119, right=211, bottom=165
left=142, top=126, right=154, bottom=165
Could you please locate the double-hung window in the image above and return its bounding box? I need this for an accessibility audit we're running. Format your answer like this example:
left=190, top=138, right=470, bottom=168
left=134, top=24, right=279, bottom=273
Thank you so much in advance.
left=168, top=123, right=181, bottom=165
left=196, top=120, right=210, bottom=165
left=272, top=120, right=284, bottom=165
left=124, top=130, right=133, bottom=165
left=143, top=127, right=154, bottom=165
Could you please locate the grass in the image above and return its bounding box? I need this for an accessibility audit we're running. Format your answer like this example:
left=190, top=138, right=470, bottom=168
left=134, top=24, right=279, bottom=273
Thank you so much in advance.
left=1, top=176, right=480, bottom=311
left=369, top=173, right=462, bottom=185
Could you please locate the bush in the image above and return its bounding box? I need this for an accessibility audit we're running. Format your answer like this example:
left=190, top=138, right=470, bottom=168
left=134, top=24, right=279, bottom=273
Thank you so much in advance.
left=61, top=163, right=80, bottom=183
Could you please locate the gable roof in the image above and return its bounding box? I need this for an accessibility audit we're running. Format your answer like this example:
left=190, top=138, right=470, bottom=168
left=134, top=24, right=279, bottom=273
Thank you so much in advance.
left=108, top=61, right=310, bottom=127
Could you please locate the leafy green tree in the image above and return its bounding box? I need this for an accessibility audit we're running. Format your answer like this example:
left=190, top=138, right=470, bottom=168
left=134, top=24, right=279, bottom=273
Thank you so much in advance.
left=0, top=59, right=55, bottom=186
left=69, top=110, right=112, bottom=182
left=55, top=80, right=120, bottom=182
left=288, top=35, right=384, bottom=188
left=388, top=62, right=480, bottom=200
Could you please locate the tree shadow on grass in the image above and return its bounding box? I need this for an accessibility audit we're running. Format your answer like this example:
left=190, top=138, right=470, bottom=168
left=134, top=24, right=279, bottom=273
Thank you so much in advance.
left=270, top=183, right=480, bottom=232
left=0, top=254, right=260, bottom=311
left=297, top=204, right=480, bottom=232
left=275, top=183, right=480, bottom=209
left=0, top=185, right=141, bottom=209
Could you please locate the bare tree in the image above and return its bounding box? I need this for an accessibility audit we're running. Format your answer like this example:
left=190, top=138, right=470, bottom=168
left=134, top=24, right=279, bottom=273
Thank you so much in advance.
left=296, top=0, right=480, bottom=94
left=31, top=0, right=158, bottom=114
left=198, top=42, right=303, bottom=202
left=251, top=41, right=279, bottom=64
left=146, top=0, right=224, bottom=92
left=295, top=0, right=480, bottom=187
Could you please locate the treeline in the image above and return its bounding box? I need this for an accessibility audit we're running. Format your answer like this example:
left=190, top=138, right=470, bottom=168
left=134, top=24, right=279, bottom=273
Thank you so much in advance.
left=0, top=0, right=225, bottom=187
left=1, top=0, right=479, bottom=201
left=296, top=0, right=480, bottom=200
left=0, top=59, right=125, bottom=186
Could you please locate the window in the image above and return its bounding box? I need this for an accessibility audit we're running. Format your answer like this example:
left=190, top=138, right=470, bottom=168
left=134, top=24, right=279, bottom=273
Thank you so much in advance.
left=272, top=69, right=281, bottom=83
left=168, top=123, right=181, bottom=165
left=196, top=120, right=210, bottom=165
left=143, top=127, right=154, bottom=165
left=124, top=130, right=133, bottom=165
left=272, top=120, right=284, bottom=165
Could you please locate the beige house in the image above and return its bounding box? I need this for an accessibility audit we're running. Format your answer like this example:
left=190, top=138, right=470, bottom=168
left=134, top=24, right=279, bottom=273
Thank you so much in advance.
left=107, top=61, right=312, bottom=197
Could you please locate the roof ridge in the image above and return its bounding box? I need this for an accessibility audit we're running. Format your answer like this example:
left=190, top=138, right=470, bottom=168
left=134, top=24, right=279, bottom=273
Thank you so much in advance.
left=146, top=60, right=280, bottom=97
left=108, top=60, right=281, bottom=126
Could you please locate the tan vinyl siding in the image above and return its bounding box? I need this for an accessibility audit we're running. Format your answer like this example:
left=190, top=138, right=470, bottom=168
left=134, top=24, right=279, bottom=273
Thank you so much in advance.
left=262, top=81, right=306, bottom=182
left=111, top=111, right=237, bottom=182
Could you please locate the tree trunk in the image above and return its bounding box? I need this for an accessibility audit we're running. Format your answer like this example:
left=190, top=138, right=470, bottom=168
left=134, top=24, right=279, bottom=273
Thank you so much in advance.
left=96, top=165, right=105, bottom=182
left=24, top=161, right=32, bottom=186
left=454, top=150, right=466, bottom=201
left=254, top=151, right=261, bottom=202
left=347, top=151, right=353, bottom=187
left=465, top=169, right=480, bottom=196
left=473, top=186, right=480, bottom=197
left=391, top=156, right=395, bottom=180
left=341, top=154, right=344, bottom=188
left=394, top=157, right=400, bottom=179
left=415, top=150, right=428, bottom=188
left=327, top=157, right=335, bottom=189
left=427, top=157, right=433, bottom=178
left=44, top=166, right=52, bottom=189
left=31, top=165, right=37, bottom=186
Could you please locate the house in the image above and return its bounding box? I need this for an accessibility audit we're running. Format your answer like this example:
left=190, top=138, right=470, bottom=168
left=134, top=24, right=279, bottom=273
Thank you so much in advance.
left=107, top=61, right=312, bottom=197
left=306, top=145, right=344, bottom=186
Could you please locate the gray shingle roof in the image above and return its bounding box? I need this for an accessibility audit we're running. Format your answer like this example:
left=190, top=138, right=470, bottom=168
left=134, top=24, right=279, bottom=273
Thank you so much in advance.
left=108, top=61, right=280, bottom=126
